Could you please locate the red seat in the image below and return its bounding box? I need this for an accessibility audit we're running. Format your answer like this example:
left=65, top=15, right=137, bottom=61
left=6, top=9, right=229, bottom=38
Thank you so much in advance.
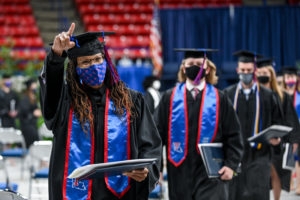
left=79, top=3, right=153, bottom=15
left=0, top=0, right=29, bottom=3
left=0, top=26, right=39, bottom=36
left=0, top=5, right=32, bottom=14
left=83, top=14, right=152, bottom=25
left=108, top=48, right=150, bottom=59
left=0, top=15, right=36, bottom=25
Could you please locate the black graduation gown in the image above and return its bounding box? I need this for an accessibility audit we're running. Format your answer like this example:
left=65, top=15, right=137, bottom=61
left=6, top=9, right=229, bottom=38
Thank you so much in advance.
left=0, top=88, right=18, bottom=128
left=291, top=92, right=300, bottom=163
left=224, top=84, right=282, bottom=200
left=18, top=96, right=39, bottom=148
left=144, top=91, right=155, bottom=114
left=154, top=85, right=243, bottom=200
left=39, top=50, right=162, bottom=200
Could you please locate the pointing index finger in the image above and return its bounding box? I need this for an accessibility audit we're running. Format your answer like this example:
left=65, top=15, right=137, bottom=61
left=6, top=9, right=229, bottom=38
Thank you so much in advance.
left=67, top=23, right=75, bottom=36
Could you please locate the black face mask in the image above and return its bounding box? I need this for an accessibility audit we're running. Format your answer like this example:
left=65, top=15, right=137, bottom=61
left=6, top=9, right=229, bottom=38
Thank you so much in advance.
left=185, top=66, right=206, bottom=81
left=257, top=76, right=270, bottom=84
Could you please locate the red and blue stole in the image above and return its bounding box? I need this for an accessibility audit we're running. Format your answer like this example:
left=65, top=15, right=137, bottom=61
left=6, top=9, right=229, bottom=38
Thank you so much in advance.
left=63, top=90, right=131, bottom=199
left=233, top=82, right=262, bottom=149
left=168, top=82, right=219, bottom=167
left=294, top=90, right=300, bottom=121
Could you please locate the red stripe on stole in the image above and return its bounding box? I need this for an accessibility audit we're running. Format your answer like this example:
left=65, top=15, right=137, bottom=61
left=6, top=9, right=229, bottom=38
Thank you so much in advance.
left=87, top=105, right=95, bottom=200
left=104, top=89, right=109, bottom=188
left=168, top=87, right=176, bottom=166
left=62, top=107, right=74, bottom=200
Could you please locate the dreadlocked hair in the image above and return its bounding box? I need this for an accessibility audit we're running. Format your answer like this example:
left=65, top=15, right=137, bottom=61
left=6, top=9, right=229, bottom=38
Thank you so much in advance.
left=66, top=57, right=135, bottom=134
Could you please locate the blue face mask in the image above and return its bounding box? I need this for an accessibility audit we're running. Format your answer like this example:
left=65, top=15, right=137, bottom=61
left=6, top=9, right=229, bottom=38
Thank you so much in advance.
left=76, top=60, right=107, bottom=86
left=4, top=81, right=12, bottom=88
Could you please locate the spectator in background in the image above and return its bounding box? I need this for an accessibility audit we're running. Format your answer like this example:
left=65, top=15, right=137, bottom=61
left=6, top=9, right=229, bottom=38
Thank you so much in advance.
left=276, top=70, right=284, bottom=89
left=283, top=67, right=300, bottom=194
left=0, top=74, right=18, bottom=128
left=18, top=78, right=42, bottom=148
left=142, top=76, right=161, bottom=114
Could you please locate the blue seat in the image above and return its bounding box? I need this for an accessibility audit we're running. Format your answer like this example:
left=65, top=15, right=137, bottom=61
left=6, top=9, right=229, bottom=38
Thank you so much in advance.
left=1, top=148, right=27, bottom=157
left=28, top=141, right=52, bottom=199
left=34, top=168, right=49, bottom=178
left=0, top=183, right=18, bottom=192
left=149, top=184, right=161, bottom=199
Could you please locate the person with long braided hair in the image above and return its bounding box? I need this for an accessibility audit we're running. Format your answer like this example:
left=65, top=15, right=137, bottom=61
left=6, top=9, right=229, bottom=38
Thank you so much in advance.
left=39, top=23, right=161, bottom=200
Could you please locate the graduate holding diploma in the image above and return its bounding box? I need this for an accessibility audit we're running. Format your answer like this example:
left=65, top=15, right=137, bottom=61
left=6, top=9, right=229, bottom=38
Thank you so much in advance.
left=154, top=48, right=243, bottom=200
left=224, top=50, right=283, bottom=200
left=39, top=23, right=162, bottom=200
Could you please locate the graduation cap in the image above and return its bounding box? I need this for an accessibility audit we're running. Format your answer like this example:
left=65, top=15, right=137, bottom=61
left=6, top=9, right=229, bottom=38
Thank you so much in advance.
left=233, top=50, right=263, bottom=63
left=66, top=31, right=115, bottom=59
left=174, top=48, right=219, bottom=59
left=257, top=58, right=274, bottom=68
left=282, top=66, right=298, bottom=75
left=56, top=31, right=121, bottom=84
left=174, top=48, right=219, bottom=84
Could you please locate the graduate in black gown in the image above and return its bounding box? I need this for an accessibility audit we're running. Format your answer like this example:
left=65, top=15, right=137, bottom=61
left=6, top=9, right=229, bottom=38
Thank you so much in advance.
left=282, top=66, right=300, bottom=194
left=39, top=23, right=161, bottom=200
left=224, top=50, right=283, bottom=200
left=18, top=79, right=42, bottom=148
left=154, top=48, right=243, bottom=200
left=256, top=58, right=300, bottom=199
left=142, top=76, right=161, bottom=114
left=0, top=74, right=18, bottom=128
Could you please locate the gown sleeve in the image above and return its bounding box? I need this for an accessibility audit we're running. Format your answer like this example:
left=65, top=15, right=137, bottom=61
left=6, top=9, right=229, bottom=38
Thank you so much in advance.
left=220, top=92, right=244, bottom=172
left=134, top=92, right=162, bottom=195
left=38, top=50, right=67, bottom=131
left=283, top=93, right=300, bottom=143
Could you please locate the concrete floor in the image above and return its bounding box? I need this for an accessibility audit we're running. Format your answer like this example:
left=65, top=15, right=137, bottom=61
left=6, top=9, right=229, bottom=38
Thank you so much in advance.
left=1, top=157, right=300, bottom=200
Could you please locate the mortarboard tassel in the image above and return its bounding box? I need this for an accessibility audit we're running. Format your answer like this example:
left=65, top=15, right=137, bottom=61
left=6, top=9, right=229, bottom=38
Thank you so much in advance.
left=101, top=31, right=120, bottom=84
left=104, top=45, right=120, bottom=84
left=193, top=52, right=207, bottom=85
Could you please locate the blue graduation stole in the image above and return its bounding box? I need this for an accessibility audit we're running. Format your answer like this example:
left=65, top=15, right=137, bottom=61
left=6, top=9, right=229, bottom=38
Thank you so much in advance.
left=63, top=90, right=131, bottom=199
left=233, top=82, right=262, bottom=149
left=168, top=82, right=219, bottom=167
left=294, top=90, right=300, bottom=121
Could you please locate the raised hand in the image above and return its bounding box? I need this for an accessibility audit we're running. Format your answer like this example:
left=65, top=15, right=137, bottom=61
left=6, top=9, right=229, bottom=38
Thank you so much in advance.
left=52, top=23, right=76, bottom=56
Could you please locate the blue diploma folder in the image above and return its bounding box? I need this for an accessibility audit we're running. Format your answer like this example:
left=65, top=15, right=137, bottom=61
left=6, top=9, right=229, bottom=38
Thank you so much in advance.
left=198, top=143, right=224, bottom=178
left=68, top=158, right=157, bottom=180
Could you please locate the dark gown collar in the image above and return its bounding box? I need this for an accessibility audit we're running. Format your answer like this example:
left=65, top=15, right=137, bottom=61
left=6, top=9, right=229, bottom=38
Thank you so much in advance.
left=84, top=84, right=107, bottom=104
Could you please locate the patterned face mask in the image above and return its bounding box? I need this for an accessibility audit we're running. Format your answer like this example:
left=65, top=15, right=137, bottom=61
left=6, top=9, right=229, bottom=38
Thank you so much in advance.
left=76, top=60, right=107, bottom=86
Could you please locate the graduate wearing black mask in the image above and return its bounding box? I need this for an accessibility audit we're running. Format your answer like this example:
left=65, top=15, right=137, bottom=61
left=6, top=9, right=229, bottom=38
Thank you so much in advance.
left=39, top=23, right=161, bottom=200
left=256, top=58, right=300, bottom=199
left=224, top=50, right=283, bottom=200
left=154, top=48, right=243, bottom=200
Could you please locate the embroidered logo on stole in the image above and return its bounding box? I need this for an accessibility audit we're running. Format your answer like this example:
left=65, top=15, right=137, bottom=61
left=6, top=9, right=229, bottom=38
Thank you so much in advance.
left=63, top=90, right=131, bottom=200
left=168, top=83, right=219, bottom=167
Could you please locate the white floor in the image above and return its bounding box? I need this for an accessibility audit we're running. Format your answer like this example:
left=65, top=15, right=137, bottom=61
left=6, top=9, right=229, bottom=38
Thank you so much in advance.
left=1, top=157, right=300, bottom=200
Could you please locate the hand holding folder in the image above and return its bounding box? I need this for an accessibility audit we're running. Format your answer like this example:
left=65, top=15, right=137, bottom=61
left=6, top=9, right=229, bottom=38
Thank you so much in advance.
left=68, top=158, right=157, bottom=181
left=247, top=125, right=292, bottom=144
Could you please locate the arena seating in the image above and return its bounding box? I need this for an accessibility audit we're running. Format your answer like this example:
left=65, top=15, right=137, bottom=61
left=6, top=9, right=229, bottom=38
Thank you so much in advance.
left=75, top=0, right=242, bottom=59
left=0, top=0, right=46, bottom=62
